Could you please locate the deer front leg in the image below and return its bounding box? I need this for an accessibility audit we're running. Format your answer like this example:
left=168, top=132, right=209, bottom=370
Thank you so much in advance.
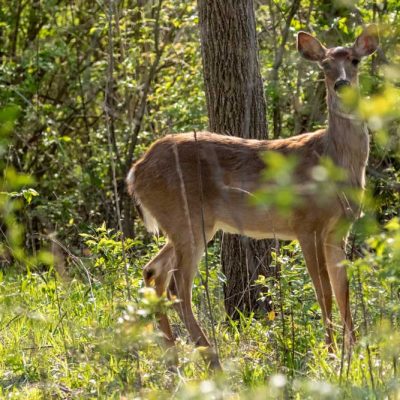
left=325, top=238, right=355, bottom=349
left=298, top=232, right=334, bottom=349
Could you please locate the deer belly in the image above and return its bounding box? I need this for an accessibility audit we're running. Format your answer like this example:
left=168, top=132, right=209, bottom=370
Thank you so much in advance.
left=214, top=217, right=296, bottom=241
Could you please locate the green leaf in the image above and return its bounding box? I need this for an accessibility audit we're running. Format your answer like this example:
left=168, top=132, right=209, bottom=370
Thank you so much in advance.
left=22, top=188, right=39, bottom=204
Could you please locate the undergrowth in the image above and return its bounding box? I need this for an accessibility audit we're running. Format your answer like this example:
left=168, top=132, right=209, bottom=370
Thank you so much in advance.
left=1, top=222, right=399, bottom=399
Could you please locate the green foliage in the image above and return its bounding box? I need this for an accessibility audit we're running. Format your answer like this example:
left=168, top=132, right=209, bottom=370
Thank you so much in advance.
left=253, top=152, right=300, bottom=215
left=253, top=152, right=359, bottom=219
left=1, top=0, right=206, bottom=240
left=0, top=106, right=53, bottom=270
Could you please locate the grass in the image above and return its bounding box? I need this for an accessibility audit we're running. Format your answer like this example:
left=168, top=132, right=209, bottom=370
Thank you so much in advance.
left=0, top=230, right=399, bottom=399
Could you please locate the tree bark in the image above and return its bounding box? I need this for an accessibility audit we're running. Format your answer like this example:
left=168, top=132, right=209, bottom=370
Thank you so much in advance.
left=198, top=0, right=274, bottom=318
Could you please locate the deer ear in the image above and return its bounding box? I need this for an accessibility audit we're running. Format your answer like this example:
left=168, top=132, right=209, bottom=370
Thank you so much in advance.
left=297, top=32, right=326, bottom=62
left=353, top=24, right=379, bottom=57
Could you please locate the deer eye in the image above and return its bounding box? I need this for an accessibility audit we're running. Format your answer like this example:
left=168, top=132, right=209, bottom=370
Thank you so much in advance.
left=321, top=61, right=332, bottom=70
left=352, top=59, right=360, bottom=67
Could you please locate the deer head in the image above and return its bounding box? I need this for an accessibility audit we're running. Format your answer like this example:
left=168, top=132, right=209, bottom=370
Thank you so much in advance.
left=297, top=25, right=379, bottom=107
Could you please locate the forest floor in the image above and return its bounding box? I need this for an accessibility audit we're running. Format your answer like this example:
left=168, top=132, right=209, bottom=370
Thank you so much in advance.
left=1, top=230, right=399, bottom=399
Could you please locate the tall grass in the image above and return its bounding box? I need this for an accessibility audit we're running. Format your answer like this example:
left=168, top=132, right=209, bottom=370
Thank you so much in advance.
left=1, top=222, right=399, bottom=399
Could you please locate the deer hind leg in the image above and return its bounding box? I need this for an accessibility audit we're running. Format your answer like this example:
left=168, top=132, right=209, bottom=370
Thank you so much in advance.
left=298, top=231, right=334, bottom=349
left=168, top=237, right=221, bottom=369
left=325, top=238, right=355, bottom=349
left=143, top=242, right=176, bottom=348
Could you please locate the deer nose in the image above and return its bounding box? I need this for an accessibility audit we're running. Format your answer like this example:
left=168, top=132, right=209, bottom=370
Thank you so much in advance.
left=334, top=79, right=350, bottom=92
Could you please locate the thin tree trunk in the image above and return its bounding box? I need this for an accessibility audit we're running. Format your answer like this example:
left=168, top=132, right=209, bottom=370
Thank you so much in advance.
left=198, top=0, right=274, bottom=317
left=269, top=0, right=301, bottom=138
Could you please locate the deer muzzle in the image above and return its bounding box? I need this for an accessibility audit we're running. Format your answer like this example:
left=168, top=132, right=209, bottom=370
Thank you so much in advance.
left=334, top=79, right=351, bottom=92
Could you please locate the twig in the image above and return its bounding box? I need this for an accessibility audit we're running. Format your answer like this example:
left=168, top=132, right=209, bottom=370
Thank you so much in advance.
left=194, top=130, right=220, bottom=359
left=105, top=0, right=131, bottom=302
left=356, top=264, right=376, bottom=393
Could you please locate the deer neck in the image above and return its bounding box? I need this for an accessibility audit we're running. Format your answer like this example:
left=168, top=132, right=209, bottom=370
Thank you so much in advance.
left=326, top=90, right=369, bottom=188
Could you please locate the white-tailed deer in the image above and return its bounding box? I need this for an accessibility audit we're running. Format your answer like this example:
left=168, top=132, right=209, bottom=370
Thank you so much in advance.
left=127, top=26, right=379, bottom=368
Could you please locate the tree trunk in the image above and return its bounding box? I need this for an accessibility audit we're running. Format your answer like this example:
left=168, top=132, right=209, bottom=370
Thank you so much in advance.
left=198, top=0, right=274, bottom=318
